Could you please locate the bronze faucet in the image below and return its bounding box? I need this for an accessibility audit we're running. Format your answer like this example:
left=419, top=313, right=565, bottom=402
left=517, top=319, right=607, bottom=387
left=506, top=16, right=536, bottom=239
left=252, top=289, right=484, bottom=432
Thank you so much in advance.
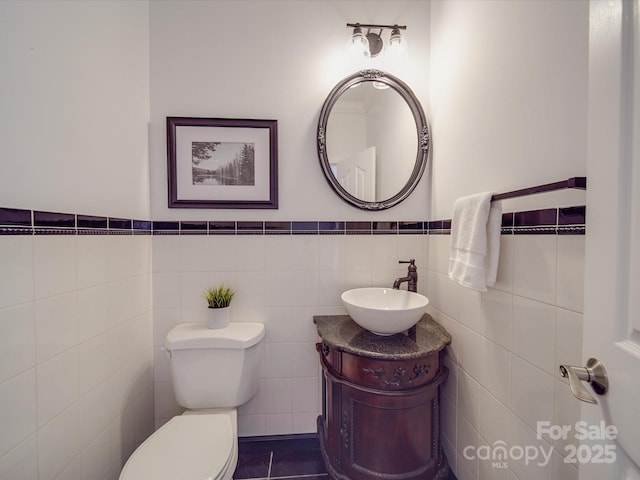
left=393, top=259, right=417, bottom=292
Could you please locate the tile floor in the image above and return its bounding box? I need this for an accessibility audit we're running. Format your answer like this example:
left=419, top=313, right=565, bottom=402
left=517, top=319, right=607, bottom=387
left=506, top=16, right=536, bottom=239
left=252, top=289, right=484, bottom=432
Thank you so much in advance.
left=234, top=436, right=327, bottom=480
left=234, top=435, right=457, bottom=480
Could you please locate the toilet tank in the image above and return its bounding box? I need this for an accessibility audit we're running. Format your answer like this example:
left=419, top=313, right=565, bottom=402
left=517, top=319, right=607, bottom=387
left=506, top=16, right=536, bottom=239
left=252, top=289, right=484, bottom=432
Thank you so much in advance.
left=165, top=322, right=265, bottom=409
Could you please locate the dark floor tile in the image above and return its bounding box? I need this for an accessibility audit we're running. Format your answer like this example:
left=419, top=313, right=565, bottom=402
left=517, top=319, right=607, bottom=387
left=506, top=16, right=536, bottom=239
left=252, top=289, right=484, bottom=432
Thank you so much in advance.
left=233, top=447, right=271, bottom=480
left=270, top=444, right=326, bottom=477
left=236, top=435, right=326, bottom=479
left=238, top=440, right=274, bottom=454
left=268, top=437, right=321, bottom=452
left=272, top=476, right=329, bottom=480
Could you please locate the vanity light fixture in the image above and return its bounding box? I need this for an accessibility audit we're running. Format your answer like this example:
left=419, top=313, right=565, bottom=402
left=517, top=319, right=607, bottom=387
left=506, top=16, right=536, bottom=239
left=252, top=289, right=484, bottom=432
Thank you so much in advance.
left=348, top=24, right=369, bottom=57
left=347, top=23, right=407, bottom=58
left=387, top=25, right=408, bottom=55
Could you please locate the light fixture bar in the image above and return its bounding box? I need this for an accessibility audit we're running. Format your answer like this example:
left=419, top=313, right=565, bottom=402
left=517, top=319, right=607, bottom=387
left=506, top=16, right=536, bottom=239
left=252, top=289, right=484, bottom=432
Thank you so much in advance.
left=346, top=23, right=407, bottom=30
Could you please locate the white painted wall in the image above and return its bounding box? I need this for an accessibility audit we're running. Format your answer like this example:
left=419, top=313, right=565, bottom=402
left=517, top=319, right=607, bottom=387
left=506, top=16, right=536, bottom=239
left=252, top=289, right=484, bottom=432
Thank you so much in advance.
left=0, top=0, right=150, bottom=220
left=149, top=0, right=431, bottom=220
left=430, top=0, right=588, bottom=219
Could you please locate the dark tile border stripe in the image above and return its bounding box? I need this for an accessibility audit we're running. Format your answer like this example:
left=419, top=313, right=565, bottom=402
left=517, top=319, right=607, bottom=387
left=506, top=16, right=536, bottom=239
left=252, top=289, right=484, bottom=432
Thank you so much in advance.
left=152, top=221, right=179, bottom=233
left=78, top=215, right=108, bottom=230
left=34, top=210, right=75, bottom=229
left=0, top=206, right=586, bottom=236
left=373, top=221, right=397, bottom=234
left=292, top=221, right=318, bottom=235
left=108, top=217, right=132, bottom=230
left=134, top=220, right=152, bottom=233
left=266, top=221, right=291, bottom=235
left=180, top=221, right=207, bottom=235
left=427, top=219, right=451, bottom=235
left=0, top=207, right=31, bottom=226
left=209, top=221, right=236, bottom=234
left=399, top=221, right=424, bottom=234
left=238, top=221, right=265, bottom=235
left=0, top=227, right=33, bottom=235
left=346, top=221, right=372, bottom=235
left=559, top=205, right=586, bottom=225
left=514, top=208, right=557, bottom=227
left=319, top=221, right=344, bottom=235
left=558, top=225, right=586, bottom=235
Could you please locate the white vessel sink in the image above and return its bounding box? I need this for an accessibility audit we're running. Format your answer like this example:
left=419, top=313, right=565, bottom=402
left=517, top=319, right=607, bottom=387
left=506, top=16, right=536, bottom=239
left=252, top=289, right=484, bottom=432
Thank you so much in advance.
left=341, top=288, right=429, bottom=336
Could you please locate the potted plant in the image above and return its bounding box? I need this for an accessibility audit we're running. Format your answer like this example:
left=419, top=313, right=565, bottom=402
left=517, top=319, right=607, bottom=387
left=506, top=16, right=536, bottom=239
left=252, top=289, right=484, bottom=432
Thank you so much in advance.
left=204, top=284, right=235, bottom=329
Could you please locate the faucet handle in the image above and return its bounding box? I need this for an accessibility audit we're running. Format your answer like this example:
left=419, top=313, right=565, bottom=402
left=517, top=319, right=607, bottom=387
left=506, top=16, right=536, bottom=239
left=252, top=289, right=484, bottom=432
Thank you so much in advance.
left=399, top=259, right=416, bottom=265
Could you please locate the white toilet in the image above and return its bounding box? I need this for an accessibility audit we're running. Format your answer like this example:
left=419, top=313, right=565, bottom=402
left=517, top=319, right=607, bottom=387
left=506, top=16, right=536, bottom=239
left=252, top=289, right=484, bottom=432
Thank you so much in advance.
left=119, top=321, right=265, bottom=480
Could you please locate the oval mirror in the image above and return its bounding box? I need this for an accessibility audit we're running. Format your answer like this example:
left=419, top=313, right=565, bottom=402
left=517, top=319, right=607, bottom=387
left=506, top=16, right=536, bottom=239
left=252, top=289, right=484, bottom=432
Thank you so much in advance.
left=317, top=70, right=430, bottom=210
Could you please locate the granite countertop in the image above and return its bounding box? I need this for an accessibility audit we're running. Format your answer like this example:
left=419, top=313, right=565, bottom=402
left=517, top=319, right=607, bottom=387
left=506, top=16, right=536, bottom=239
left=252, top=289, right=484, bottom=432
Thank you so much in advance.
left=313, top=314, right=451, bottom=360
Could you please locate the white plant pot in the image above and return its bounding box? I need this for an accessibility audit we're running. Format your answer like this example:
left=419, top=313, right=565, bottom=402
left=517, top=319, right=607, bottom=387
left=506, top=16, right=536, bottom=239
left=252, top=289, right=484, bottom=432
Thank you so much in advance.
left=207, top=306, right=231, bottom=329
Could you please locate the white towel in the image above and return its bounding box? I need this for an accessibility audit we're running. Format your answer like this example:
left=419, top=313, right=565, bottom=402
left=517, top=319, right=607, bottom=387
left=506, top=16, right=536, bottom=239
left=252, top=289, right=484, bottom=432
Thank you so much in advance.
left=448, top=192, right=502, bottom=291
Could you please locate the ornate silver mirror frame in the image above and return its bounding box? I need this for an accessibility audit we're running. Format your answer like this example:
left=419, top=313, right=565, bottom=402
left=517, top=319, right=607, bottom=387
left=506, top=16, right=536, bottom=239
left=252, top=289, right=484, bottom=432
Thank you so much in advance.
left=317, top=69, right=430, bottom=210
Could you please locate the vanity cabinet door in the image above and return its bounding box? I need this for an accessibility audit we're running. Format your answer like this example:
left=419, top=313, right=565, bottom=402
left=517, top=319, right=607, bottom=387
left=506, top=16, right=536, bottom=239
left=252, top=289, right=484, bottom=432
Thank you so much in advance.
left=320, top=368, right=345, bottom=471
left=339, top=380, right=443, bottom=480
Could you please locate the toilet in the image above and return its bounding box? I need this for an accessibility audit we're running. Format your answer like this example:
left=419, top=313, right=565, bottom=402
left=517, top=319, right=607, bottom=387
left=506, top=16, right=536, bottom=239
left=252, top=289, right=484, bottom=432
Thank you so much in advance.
left=119, top=321, right=265, bottom=480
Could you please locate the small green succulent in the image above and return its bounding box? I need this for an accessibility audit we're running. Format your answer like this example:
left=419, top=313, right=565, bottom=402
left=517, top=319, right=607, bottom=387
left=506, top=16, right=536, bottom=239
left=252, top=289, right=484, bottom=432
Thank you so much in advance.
left=204, top=285, right=235, bottom=309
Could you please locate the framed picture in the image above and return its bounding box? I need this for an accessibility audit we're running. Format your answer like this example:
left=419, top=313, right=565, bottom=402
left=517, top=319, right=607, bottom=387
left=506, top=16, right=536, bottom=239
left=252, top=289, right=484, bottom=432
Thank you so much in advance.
left=167, top=117, right=278, bottom=208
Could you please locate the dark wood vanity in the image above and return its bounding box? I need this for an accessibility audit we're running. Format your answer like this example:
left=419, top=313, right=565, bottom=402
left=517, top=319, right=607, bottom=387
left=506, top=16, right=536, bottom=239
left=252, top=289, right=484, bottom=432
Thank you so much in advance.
left=314, top=315, right=451, bottom=480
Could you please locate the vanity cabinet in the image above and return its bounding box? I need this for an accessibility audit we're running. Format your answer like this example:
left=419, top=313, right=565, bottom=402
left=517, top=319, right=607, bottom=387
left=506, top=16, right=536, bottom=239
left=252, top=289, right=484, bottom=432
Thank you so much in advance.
left=314, top=315, right=451, bottom=480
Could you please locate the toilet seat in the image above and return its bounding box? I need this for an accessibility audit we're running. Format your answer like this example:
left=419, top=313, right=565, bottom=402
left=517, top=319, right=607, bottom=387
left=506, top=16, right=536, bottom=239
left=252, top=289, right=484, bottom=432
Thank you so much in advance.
left=119, top=413, right=235, bottom=480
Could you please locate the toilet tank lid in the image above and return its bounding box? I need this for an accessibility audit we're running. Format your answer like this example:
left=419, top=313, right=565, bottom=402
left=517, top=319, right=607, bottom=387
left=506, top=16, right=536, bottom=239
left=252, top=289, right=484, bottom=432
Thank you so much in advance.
left=165, top=322, right=265, bottom=350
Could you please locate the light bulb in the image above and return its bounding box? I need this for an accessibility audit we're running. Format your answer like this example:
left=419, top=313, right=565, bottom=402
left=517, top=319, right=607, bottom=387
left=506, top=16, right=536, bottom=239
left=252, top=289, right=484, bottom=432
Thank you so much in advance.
left=348, top=25, right=369, bottom=57
left=387, top=26, right=407, bottom=58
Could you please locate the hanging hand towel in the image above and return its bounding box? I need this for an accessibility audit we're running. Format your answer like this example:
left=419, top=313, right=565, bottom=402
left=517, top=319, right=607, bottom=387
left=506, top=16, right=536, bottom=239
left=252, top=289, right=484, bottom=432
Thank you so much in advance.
left=448, top=192, right=502, bottom=291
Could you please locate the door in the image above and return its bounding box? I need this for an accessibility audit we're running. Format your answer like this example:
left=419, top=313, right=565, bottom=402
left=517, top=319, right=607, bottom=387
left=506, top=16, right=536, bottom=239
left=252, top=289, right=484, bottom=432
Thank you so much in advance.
left=582, top=1, right=640, bottom=478
left=336, top=146, right=376, bottom=201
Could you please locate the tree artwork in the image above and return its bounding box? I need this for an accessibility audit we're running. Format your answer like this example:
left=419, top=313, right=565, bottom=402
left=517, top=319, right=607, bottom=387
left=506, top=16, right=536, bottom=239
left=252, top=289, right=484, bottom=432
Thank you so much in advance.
left=192, top=142, right=221, bottom=166
left=191, top=142, right=255, bottom=186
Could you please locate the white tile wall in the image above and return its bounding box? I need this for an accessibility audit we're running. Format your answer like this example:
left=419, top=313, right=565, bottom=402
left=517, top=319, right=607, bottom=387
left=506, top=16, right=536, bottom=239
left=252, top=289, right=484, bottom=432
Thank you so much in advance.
left=0, top=236, right=34, bottom=309
left=512, top=297, right=555, bottom=373
left=0, top=234, right=153, bottom=480
left=151, top=233, right=428, bottom=436
left=510, top=355, right=554, bottom=432
left=0, top=370, right=36, bottom=458
left=512, top=235, right=557, bottom=304
left=432, top=234, right=585, bottom=480
left=0, top=304, right=36, bottom=384
left=35, top=293, right=78, bottom=364
left=76, top=236, right=109, bottom=289
left=1, top=228, right=582, bottom=479
left=33, top=236, right=78, bottom=300
left=0, top=435, right=38, bottom=479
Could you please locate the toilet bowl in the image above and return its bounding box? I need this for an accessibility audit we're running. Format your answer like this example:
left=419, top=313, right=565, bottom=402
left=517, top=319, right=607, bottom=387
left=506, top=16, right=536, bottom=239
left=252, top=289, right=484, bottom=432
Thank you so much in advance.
left=119, top=322, right=265, bottom=480
left=119, top=409, right=237, bottom=480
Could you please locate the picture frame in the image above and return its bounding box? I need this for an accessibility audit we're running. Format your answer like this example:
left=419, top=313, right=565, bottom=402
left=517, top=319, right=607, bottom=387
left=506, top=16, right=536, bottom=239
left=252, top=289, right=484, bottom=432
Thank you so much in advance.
left=167, top=117, right=278, bottom=209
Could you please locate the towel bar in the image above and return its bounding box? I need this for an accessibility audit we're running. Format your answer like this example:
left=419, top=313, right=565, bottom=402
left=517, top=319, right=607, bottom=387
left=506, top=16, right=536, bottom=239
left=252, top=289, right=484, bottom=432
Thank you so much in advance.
left=491, top=177, right=586, bottom=202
